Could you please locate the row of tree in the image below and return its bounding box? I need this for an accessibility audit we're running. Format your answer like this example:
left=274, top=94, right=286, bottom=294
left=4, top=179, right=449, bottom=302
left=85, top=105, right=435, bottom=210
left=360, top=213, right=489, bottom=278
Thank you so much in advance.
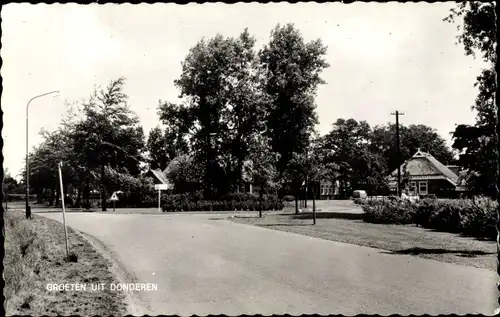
left=147, top=24, right=329, bottom=200
left=14, top=4, right=497, bottom=211
left=146, top=24, right=455, bottom=200
left=22, top=78, right=148, bottom=209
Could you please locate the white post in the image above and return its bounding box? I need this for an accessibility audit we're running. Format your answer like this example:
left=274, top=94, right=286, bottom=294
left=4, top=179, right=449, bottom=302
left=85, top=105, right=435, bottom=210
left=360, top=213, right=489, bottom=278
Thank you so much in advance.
left=158, top=189, right=161, bottom=212
left=58, top=162, right=69, bottom=258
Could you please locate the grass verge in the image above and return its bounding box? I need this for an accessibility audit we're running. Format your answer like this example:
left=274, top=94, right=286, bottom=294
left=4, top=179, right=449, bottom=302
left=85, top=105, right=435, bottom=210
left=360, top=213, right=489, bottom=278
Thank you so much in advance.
left=4, top=210, right=128, bottom=316
left=230, top=212, right=497, bottom=271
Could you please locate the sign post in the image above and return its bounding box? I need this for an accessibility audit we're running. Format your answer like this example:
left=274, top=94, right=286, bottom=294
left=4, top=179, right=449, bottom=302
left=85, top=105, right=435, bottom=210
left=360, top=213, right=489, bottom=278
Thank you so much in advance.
left=110, top=192, right=119, bottom=212
left=154, top=184, right=170, bottom=212
left=58, top=162, right=69, bottom=258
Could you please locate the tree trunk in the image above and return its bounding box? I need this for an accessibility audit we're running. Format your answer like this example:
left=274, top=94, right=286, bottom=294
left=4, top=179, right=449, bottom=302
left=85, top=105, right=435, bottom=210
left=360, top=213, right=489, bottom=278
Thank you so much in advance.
left=63, top=181, right=68, bottom=207
left=304, top=177, right=308, bottom=208
left=295, top=187, right=299, bottom=214
left=101, top=164, right=107, bottom=211
left=312, top=185, right=316, bottom=225
left=36, top=188, right=42, bottom=204
left=84, top=178, right=90, bottom=209
left=76, top=184, right=82, bottom=208
left=339, top=179, right=343, bottom=199
left=49, top=187, right=55, bottom=206
left=259, top=183, right=264, bottom=218
left=55, top=181, right=60, bottom=208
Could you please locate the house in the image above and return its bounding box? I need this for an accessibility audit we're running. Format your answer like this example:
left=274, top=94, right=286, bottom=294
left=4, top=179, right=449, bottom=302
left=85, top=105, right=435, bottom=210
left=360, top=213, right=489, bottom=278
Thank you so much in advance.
left=317, top=180, right=340, bottom=199
left=388, top=149, right=464, bottom=198
left=145, top=168, right=170, bottom=185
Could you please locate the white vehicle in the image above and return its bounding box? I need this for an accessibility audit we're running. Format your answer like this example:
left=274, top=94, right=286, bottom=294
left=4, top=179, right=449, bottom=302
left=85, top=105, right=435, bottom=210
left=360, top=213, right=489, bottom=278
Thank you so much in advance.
left=352, top=190, right=367, bottom=199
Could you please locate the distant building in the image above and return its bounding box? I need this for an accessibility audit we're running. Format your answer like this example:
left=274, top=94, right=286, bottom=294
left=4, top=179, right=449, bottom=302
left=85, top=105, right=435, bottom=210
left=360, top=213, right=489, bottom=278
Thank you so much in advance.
left=317, top=180, right=340, bottom=199
left=388, top=149, right=465, bottom=197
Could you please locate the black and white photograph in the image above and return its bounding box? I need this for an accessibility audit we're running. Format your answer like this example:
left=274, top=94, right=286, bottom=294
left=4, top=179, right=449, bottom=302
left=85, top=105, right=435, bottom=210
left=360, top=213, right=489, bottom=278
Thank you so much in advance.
left=1, top=2, right=498, bottom=316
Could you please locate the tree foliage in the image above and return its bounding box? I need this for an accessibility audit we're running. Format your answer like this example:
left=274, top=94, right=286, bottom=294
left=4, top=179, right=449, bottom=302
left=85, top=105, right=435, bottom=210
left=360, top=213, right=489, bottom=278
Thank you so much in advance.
left=260, top=24, right=329, bottom=176
left=370, top=123, right=455, bottom=172
left=445, top=2, right=497, bottom=198
left=26, top=78, right=147, bottom=209
left=164, top=154, right=203, bottom=194
left=156, top=25, right=328, bottom=199
left=320, top=119, right=387, bottom=196
left=146, top=126, right=169, bottom=171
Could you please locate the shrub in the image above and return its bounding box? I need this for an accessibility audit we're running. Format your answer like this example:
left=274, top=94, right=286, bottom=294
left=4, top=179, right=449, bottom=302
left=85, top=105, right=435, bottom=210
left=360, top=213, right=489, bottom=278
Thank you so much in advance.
left=161, top=191, right=284, bottom=212
left=362, top=199, right=417, bottom=224
left=461, top=196, right=497, bottom=240
left=426, top=199, right=466, bottom=233
left=413, top=198, right=436, bottom=227
left=353, top=198, right=366, bottom=205
left=363, top=196, right=498, bottom=241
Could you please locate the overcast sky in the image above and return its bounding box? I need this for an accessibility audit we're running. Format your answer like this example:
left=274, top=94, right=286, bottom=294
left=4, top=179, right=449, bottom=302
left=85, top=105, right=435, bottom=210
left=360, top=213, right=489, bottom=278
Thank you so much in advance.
left=2, top=3, right=486, bottom=179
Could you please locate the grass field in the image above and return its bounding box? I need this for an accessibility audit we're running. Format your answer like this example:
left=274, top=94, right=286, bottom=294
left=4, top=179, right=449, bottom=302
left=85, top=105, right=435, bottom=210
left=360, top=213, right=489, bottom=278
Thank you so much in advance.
left=4, top=210, right=127, bottom=316
left=231, top=212, right=497, bottom=271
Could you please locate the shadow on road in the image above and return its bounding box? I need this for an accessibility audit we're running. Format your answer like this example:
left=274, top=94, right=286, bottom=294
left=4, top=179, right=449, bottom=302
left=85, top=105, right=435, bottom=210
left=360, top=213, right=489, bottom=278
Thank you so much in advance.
left=382, top=247, right=497, bottom=258
left=258, top=223, right=313, bottom=227
left=291, top=212, right=364, bottom=220
left=33, top=209, right=97, bottom=213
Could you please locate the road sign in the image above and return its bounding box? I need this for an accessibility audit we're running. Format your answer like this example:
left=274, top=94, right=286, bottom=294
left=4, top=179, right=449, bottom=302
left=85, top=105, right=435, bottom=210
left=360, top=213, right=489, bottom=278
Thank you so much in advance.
left=155, top=184, right=170, bottom=190
left=110, top=192, right=119, bottom=201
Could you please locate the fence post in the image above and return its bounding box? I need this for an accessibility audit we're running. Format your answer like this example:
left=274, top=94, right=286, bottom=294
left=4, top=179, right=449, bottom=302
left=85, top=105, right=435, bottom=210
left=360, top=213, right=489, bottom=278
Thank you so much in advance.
left=58, top=162, right=70, bottom=258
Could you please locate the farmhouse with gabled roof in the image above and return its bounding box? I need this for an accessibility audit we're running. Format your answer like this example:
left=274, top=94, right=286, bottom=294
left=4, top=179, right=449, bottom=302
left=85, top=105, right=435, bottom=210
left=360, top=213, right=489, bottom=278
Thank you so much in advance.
left=388, top=149, right=465, bottom=197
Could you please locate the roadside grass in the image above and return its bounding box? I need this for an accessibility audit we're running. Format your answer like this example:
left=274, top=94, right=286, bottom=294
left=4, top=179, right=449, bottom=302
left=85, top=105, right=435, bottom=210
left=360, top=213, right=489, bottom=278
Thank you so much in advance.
left=4, top=210, right=127, bottom=316
left=230, top=212, right=497, bottom=271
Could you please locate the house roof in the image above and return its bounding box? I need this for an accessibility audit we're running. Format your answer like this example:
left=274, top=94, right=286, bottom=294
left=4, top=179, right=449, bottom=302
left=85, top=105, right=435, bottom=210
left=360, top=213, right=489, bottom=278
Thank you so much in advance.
left=389, top=149, right=459, bottom=186
left=446, top=165, right=461, bottom=176
left=147, top=169, right=169, bottom=185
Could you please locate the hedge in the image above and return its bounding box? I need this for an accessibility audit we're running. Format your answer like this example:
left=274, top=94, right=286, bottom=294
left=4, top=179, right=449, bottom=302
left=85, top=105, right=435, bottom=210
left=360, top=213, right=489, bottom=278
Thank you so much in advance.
left=361, top=197, right=497, bottom=240
left=161, top=191, right=284, bottom=212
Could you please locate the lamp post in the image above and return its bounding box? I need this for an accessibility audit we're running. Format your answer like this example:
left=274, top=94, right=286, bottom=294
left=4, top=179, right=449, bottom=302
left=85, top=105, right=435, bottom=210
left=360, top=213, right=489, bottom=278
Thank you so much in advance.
left=26, top=90, right=60, bottom=219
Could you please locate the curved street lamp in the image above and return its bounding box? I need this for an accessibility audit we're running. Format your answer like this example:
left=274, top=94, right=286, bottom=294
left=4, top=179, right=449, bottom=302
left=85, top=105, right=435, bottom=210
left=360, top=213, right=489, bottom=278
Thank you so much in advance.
left=26, top=90, right=60, bottom=219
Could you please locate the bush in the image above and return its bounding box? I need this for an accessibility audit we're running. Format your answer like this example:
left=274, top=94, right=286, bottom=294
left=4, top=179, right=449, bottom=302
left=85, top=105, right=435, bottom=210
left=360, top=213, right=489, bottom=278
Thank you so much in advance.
left=161, top=191, right=284, bottom=212
left=457, top=197, right=497, bottom=240
left=353, top=198, right=366, bottom=205
left=363, top=196, right=498, bottom=241
left=362, top=199, right=417, bottom=224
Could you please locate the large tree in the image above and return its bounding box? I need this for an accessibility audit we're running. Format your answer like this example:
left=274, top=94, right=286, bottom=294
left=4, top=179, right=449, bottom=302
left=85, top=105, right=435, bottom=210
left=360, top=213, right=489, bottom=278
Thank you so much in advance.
left=220, top=29, right=268, bottom=193
left=72, top=78, right=145, bottom=210
left=445, top=2, right=497, bottom=198
left=370, top=123, right=455, bottom=173
left=321, top=119, right=388, bottom=197
left=444, top=2, right=498, bottom=314
left=159, top=30, right=266, bottom=198
left=161, top=34, right=235, bottom=198
left=259, top=23, right=329, bottom=176
left=146, top=126, right=167, bottom=171
left=244, top=134, right=280, bottom=217
left=3, top=169, right=24, bottom=197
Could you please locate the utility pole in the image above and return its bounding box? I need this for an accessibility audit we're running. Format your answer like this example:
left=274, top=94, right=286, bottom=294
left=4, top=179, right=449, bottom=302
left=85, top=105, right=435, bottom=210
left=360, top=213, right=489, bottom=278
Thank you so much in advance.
left=391, top=111, right=405, bottom=197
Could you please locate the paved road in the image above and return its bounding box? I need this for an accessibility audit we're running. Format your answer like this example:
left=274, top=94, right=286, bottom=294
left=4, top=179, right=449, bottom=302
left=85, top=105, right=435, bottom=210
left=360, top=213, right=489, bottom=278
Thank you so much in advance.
left=40, top=212, right=497, bottom=315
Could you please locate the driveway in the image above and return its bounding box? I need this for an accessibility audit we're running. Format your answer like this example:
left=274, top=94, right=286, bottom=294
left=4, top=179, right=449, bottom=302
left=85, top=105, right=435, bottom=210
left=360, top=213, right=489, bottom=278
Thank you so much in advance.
left=39, top=211, right=497, bottom=315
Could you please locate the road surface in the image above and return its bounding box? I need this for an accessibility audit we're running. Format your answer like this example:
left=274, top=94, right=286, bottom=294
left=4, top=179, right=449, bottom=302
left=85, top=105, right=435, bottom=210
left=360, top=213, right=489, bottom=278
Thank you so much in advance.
left=39, top=211, right=497, bottom=315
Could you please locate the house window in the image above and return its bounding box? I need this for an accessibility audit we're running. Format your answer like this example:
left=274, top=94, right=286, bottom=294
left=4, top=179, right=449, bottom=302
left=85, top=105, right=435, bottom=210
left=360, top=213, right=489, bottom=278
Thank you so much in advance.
left=320, top=185, right=325, bottom=195
left=409, top=182, right=416, bottom=194
left=419, top=181, right=428, bottom=195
